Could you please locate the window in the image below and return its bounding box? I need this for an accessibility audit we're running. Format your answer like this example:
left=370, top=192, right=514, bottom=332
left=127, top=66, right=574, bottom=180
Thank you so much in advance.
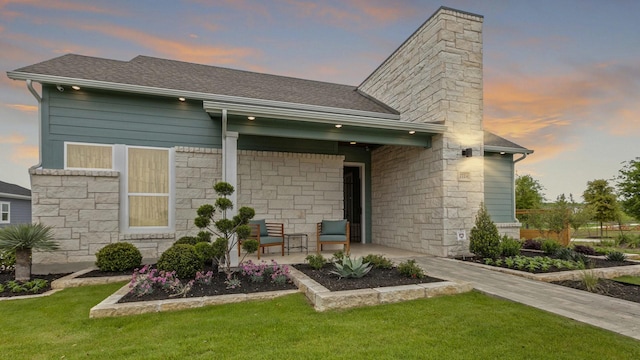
left=65, top=142, right=113, bottom=170
left=126, top=146, right=171, bottom=228
left=0, top=202, right=9, bottom=224
left=63, top=141, right=174, bottom=231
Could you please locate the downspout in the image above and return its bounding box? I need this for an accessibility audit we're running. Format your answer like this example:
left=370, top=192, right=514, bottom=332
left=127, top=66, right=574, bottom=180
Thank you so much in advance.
left=26, top=79, right=43, bottom=170
left=513, top=153, right=527, bottom=163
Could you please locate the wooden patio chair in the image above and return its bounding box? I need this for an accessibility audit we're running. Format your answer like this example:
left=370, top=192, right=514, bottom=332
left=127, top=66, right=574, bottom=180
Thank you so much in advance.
left=239, top=219, right=284, bottom=259
left=317, top=219, right=350, bottom=253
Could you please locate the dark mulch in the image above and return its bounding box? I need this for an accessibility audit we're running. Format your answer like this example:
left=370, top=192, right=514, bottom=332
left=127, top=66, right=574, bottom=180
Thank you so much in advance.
left=119, top=266, right=297, bottom=303
left=294, top=264, right=443, bottom=291
left=553, top=279, right=640, bottom=303
left=0, top=272, right=70, bottom=298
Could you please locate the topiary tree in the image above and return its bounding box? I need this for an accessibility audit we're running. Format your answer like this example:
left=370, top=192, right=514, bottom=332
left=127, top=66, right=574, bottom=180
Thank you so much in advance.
left=95, top=242, right=142, bottom=272
left=0, top=223, right=59, bottom=281
left=194, top=182, right=258, bottom=280
left=469, top=203, right=501, bottom=259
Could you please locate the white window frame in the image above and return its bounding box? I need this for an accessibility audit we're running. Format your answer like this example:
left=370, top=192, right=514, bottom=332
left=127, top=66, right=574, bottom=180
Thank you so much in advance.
left=64, top=141, right=115, bottom=170
left=119, top=145, right=175, bottom=233
left=0, top=202, right=9, bottom=224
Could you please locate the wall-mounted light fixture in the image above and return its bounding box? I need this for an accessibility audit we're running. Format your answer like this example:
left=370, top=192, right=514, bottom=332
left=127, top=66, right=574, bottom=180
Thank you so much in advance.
left=462, top=148, right=473, bottom=157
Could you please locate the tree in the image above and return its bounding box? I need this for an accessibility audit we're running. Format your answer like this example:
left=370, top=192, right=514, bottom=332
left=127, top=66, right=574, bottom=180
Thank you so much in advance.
left=617, top=158, right=640, bottom=221
left=568, top=194, right=593, bottom=239
left=583, top=179, right=618, bottom=238
left=515, top=174, right=545, bottom=209
left=469, top=203, right=501, bottom=259
left=0, top=223, right=59, bottom=281
left=194, top=182, right=258, bottom=281
left=546, top=194, right=571, bottom=239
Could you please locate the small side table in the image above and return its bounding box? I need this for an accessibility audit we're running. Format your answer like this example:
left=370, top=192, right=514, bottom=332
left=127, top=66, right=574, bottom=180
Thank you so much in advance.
left=284, top=233, right=309, bottom=255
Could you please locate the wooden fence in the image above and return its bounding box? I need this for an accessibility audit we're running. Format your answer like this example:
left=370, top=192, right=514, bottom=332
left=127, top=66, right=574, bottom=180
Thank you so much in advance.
left=516, top=209, right=570, bottom=246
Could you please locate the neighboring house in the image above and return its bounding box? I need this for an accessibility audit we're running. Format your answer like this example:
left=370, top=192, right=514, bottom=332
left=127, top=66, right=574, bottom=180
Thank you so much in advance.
left=7, top=7, right=532, bottom=272
left=0, top=180, right=32, bottom=228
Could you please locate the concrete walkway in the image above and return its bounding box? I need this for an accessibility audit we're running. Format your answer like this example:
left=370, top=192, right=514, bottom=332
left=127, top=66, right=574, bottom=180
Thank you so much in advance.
left=410, top=256, right=640, bottom=341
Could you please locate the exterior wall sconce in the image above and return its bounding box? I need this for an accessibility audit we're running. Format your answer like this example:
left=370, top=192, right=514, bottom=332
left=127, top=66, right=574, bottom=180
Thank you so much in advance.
left=462, top=148, right=473, bottom=157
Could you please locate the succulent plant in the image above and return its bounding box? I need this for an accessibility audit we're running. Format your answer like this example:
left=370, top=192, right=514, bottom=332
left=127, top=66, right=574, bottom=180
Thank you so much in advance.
left=330, top=255, right=372, bottom=279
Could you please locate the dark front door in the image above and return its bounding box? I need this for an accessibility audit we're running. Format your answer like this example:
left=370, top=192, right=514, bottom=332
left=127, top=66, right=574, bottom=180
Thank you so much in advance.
left=344, top=166, right=361, bottom=243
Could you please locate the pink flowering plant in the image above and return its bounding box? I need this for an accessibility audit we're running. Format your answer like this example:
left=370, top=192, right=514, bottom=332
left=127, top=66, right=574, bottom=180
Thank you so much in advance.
left=129, top=265, right=194, bottom=298
left=241, top=260, right=290, bottom=285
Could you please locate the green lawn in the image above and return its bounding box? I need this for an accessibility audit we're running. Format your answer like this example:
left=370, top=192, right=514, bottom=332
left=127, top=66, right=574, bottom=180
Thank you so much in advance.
left=1, top=283, right=639, bottom=359
left=615, top=276, right=640, bottom=285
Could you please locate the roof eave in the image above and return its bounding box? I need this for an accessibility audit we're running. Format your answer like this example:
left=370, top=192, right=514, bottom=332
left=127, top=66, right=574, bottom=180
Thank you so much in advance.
left=485, top=145, right=534, bottom=154
left=7, top=71, right=401, bottom=121
left=203, top=100, right=447, bottom=134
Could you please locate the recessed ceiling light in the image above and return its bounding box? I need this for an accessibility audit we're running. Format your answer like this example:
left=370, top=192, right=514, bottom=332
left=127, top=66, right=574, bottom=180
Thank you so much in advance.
left=178, top=97, right=186, bottom=102
left=409, top=130, right=416, bottom=135
left=350, top=141, right=357, bottom=145
left=500, top=151, right=506, bottom=155
left=248, top=116, right=255, bottom=120
left=71, top=85, right=81, bottom=90
left=335, top=124, right=342, bottom=128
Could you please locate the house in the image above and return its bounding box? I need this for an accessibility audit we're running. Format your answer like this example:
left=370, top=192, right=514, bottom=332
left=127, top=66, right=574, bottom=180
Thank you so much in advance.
left=0, top=180, right=32, bottom=228
left=7, top=7, right=532, bottom=272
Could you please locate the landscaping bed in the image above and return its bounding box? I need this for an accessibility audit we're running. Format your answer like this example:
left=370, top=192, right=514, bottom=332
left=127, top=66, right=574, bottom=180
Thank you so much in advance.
left=294, top=264, right=443, bottom=291
left=552, top=279, right=640, bottom=304
left=0, top=272, right=70, bottom=298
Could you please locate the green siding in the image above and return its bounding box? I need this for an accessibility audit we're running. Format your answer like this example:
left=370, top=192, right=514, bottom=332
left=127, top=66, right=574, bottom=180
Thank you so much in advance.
left=484, top=153, right=516, bottom=223
left=42, top=85, right=221, bottom=168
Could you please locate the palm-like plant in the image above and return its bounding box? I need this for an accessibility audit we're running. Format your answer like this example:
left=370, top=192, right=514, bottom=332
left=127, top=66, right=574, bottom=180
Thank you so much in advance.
left=0, top=223, right=59, bottom=281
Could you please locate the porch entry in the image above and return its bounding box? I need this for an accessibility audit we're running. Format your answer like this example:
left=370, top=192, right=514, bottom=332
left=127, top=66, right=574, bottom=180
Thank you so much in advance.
left=343, top=165, right=363, bottom=244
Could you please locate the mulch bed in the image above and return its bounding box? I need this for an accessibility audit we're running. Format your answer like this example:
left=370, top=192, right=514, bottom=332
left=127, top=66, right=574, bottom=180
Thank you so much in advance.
left=294, top=264, right=443, bottom=291
left=119, top=266, right=297, bottom=303
left=0, top=272, right=70, bottom=298
left=552, top=279, right=640, bottom=303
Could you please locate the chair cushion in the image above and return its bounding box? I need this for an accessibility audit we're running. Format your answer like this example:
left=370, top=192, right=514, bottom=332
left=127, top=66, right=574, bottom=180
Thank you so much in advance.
left=319, top=234, right=347, bottom=242
left=321, top=219, right=347, bottom=235
left=260, top=236, right=283, bottom=245
left=250, top=219, right=269, bottom=237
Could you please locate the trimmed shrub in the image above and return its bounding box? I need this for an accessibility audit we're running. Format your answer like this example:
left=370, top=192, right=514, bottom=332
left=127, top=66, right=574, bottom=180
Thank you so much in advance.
left=95, top=242, right=142, bottom=272
left=397, top=259, right=425, bottom=278
left=156, top=244, right=204, bottom=279
left=305, top=254, right=326, bottom=270
left=606, top=251, right=626, bottom=262
left=196, top=231, right=211, bottom=243
left=500, top=236, right=522, bottom=257
left=469, top=204, right=501, bottom=259
left=174, top=236, right=198, bottom=246
left=572, top=244, right=596, bottom=256
left=541, top=239, right=562, bottom=255
left=522, top=239, right=542, bottom=250
left=194, top=242, right=215, bottom=264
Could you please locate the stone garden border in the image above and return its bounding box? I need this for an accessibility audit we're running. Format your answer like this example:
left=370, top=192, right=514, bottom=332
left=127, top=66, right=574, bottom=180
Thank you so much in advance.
left=88, top=264, right=472, bottom=318
left=51, top=268, right=131, bottom=289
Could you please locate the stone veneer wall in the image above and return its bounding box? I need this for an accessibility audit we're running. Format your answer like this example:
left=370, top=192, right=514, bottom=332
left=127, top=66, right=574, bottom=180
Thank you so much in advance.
left=30, top=146, right=223, bottom=273
left=360, top=8, right=484, bottom=257
left=237, top=150, right=345, bottom=252
left=30, top=168, right=121, bottom=272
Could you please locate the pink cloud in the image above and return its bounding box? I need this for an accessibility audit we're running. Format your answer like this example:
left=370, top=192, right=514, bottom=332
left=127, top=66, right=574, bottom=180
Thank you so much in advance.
left=0, top=0, right=124, bottom=16
left=0, top=133, right=26, bottom=144
left=73, top=22, right=258, bottom=65
left=5, top=103, right=37, bottom=112
left=11, top=144, right=38, bottom=162
left=283, top=0, right=416, bottom=28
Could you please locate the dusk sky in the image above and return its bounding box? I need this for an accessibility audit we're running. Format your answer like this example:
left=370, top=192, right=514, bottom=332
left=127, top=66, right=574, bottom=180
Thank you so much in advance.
left=1, top=0, right=638, bottom=202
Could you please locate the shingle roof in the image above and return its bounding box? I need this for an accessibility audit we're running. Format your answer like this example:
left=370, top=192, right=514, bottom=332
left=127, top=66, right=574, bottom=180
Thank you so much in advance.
left=484, top=131, right=532, bottom=153
left=12, top=54, right=397, bottom=115
left=0, top=180, right=31, bottom=197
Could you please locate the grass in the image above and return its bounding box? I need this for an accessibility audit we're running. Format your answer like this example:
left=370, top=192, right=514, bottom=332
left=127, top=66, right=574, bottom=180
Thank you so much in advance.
left=614, top=276, right=640, bottom=285
left=0, top=283, right=639, bottom=359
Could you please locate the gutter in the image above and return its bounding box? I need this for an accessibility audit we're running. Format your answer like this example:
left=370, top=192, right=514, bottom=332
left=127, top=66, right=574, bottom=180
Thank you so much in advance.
left=0, top=193, right=31, bottom=201
left=7, top=71, right=400, bottom=121
left=25, top=79, right=43, bottom=170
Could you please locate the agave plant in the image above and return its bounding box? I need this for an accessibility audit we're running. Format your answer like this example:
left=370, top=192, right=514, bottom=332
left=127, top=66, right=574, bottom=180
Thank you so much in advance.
left=330, top=255, right=372, bottom=279
left=0, top=223, right=59, bottom=281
